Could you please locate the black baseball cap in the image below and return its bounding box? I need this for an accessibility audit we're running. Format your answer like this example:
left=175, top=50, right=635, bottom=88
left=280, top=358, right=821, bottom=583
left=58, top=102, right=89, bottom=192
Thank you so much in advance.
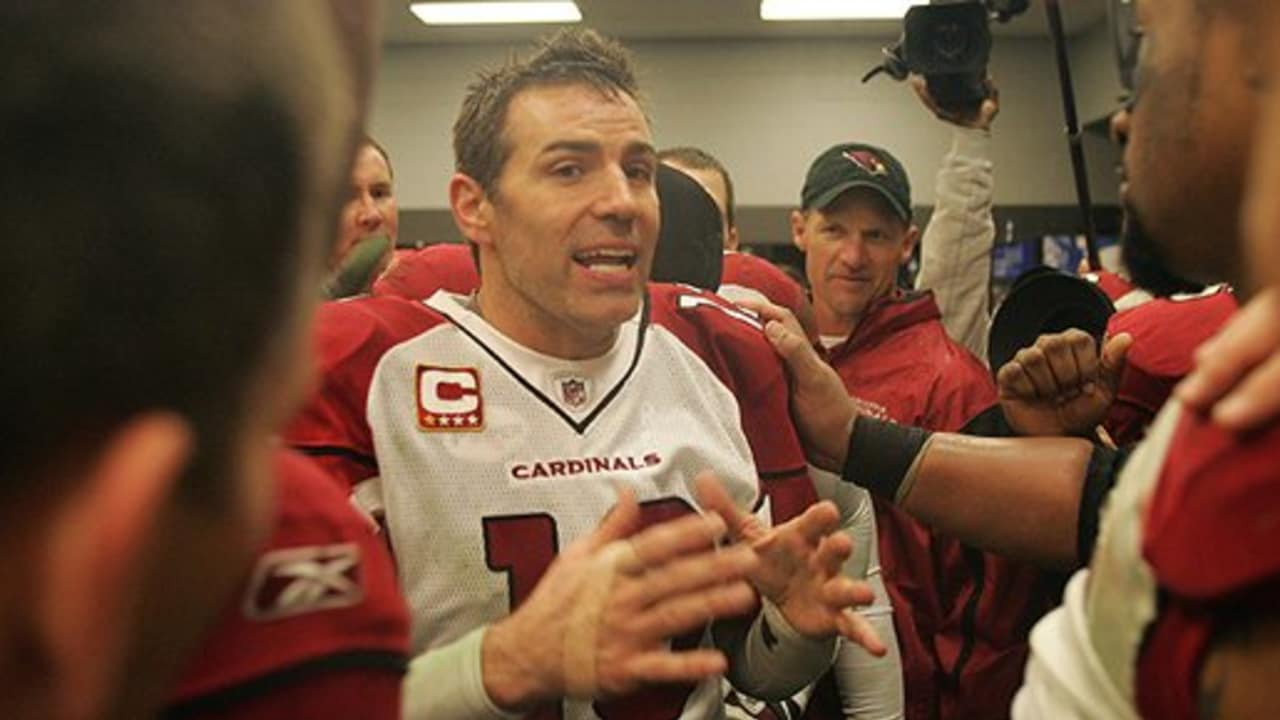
left=987, top=266, right=1116, bottom=378
left=651, top=164, right=724, bottom=291
left=801, top=142, right=912, bottom=221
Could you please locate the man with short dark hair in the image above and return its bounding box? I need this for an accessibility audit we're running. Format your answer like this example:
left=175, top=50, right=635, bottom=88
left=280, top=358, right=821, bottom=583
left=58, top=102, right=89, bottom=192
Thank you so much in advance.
left=327, top=136, right=400, bottom=298
left=0, top=2, right=375, bottom=718
left=659, top=146, right=818, bottom=339
left=288, top=28, right=884, bottom=720
left=659, top=146, right=742, bottom=252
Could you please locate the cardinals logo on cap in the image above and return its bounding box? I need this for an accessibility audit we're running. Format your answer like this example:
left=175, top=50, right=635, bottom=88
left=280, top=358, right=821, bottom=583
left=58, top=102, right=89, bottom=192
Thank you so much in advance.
left=843, top=150, right=889, bottom=177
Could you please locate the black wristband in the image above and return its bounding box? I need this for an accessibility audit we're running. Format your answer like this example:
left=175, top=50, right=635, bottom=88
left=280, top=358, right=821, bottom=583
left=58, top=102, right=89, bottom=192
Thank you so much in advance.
left=1076, top=443, right=1131, bottom=565
left=841, top=415, right=932, bottom=501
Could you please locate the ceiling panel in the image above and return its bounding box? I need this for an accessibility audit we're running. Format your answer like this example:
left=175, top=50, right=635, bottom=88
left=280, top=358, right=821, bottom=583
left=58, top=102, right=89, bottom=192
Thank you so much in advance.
left=382, top=0, right=1108, bottom=46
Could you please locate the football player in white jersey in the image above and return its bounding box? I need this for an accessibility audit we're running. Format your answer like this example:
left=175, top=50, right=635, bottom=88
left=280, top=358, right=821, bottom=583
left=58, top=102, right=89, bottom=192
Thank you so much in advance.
left=287, top=28, right=888, bottom=720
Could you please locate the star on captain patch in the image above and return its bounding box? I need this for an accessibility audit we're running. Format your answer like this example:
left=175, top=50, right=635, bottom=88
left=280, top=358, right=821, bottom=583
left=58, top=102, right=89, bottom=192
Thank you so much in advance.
left=555, top=374, right=590, bottom=410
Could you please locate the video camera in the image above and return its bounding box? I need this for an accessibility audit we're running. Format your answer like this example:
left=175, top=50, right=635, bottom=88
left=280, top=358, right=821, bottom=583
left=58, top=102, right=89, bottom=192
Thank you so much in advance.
left=863, top=0, right=1030, bottom=117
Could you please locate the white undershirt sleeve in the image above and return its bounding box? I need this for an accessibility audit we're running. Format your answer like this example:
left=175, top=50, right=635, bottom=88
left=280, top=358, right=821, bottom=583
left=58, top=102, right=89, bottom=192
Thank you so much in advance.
left=402, top=626, right=523, bottom=720
left=721, top=598, right=840, bottom=700
left=823, top=470, right=905, bottom=719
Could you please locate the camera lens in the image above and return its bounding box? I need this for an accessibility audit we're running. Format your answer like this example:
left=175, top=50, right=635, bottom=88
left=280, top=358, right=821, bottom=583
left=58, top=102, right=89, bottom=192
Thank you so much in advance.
left=930, top=21, right=974, bottom=64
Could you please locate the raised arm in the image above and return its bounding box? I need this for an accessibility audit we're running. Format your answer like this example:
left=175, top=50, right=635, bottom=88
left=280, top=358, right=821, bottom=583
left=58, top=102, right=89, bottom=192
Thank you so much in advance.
left=911, top=75, right=999, bottom=361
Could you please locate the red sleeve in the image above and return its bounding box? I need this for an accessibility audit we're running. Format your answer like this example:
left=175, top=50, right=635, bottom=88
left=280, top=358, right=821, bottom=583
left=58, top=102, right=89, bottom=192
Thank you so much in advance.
left=1143, top=413, right=1280, bottom=599
left=167, top=450, right=409, bottom=718
left=648, top=284, right=818, bottom=522
left=1137, top=407, right=1280, bottom=720
left=283, top=296, right=442, bottom=489
left=1137, top=405, right=1280, bottom=720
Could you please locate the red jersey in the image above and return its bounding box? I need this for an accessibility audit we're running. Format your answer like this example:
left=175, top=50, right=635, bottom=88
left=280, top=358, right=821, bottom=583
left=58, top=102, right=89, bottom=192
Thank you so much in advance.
left=1104, top=287, right=1236, bottom=445
left=167, top=450, right=409, bottom=719
left=821, top=290, right=1055, bottom=720
left=372, top=243, right=479, bottom=300
left=285, top=285, right=819, bottom=719
left=720, top=251, right=807, bottom=318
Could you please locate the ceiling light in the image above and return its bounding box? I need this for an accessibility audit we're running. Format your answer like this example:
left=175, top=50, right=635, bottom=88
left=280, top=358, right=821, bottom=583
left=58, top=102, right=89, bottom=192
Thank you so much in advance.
left=410, top=2, right=582, bottom=26
left=760, top=0, right=915, bottom=21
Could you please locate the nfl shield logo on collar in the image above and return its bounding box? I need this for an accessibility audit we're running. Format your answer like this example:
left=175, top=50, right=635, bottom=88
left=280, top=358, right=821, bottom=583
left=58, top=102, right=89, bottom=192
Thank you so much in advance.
left=556, top=375, right=589, bottom=410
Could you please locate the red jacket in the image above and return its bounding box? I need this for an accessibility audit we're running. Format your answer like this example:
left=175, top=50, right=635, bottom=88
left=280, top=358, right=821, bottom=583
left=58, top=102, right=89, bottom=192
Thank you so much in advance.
left=821, top=291, right=1056, bottom=720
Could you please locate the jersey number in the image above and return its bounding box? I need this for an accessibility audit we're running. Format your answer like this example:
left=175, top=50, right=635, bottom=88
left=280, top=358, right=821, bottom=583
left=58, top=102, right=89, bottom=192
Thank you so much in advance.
left=483, top=498, right=702, bottom=720
left=677, top=293, right=763, bottom=330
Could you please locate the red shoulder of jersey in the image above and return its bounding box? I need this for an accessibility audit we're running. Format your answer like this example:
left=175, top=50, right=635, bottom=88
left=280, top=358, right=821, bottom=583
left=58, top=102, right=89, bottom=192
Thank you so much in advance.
left=1105, top=290, right=1236, bottom=444
left=1083, top=271, right=1138, bottom=303
left=647, top=283, right=817, bottom=521
left=1109, top=289, right=1236, bottom=381
left=720, top=252, right=806, bottom=315
left=284, top=295, right=445, bottom=488
left=169, top=450, right=409, bottom=713
left=1143, top=409, right=1280, bottom=599
left=373, top=243, right=479, bottom=300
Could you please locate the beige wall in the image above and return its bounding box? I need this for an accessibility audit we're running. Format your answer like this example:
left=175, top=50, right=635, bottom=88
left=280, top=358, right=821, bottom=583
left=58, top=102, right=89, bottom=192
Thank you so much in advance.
left=371, top=29, right=1124, bottom=222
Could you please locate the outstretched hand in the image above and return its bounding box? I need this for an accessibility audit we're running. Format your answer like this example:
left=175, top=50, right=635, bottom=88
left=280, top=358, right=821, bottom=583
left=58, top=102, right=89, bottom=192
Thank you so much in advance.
left=695, top=473, right=887, bottom=657
left=482, top=486, right=760, bottom=709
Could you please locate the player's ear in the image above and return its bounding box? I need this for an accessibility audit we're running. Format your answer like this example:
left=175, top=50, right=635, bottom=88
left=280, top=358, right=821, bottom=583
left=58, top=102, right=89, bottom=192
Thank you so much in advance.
left=900, top=223, right=921, bottom=264
left=790, top=210, right=809, bottom=252
left=449, top=172, right=496, bottom=249
left=725, top=225, right=740, bottom=252
left=36, top=412, right=192, bottom=719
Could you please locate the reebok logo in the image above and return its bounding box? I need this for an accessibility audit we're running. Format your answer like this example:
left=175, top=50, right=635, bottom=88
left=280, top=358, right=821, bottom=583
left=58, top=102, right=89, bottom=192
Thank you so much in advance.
left=243, top=543, right=363, bottom=621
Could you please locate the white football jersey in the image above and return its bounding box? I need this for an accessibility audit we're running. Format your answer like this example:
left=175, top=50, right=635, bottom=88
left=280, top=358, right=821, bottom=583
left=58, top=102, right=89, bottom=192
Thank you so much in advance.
left=289, top=285, right=822, bottom=720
